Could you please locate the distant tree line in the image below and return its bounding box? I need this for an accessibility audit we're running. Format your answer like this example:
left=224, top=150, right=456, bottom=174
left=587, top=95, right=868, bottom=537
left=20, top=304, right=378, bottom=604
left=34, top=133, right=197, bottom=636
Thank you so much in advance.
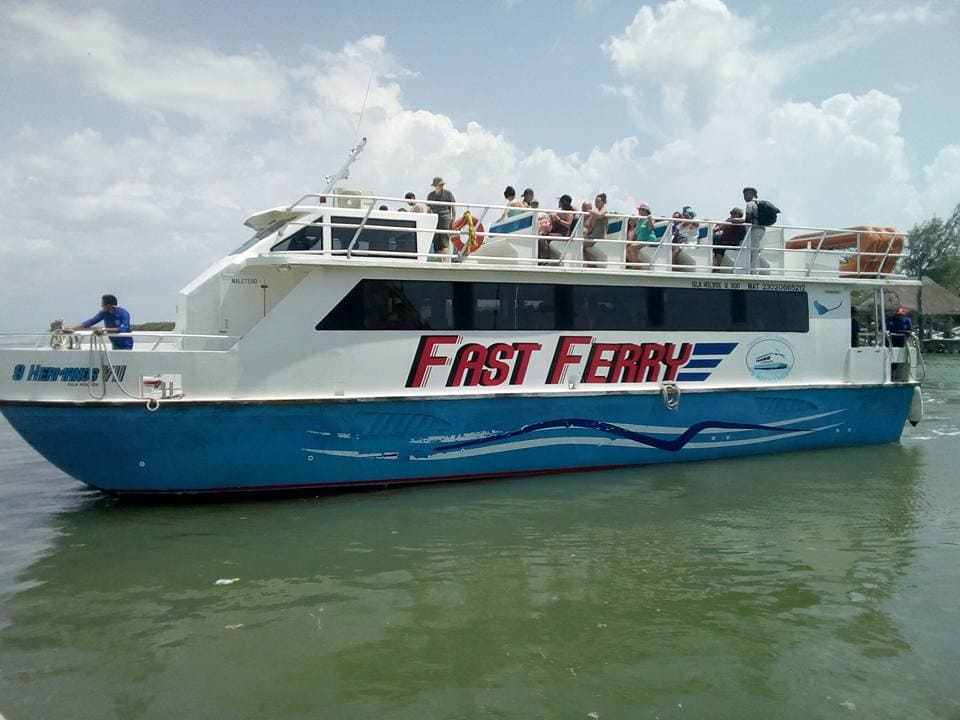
left=900, top=202, right=960, bottom=292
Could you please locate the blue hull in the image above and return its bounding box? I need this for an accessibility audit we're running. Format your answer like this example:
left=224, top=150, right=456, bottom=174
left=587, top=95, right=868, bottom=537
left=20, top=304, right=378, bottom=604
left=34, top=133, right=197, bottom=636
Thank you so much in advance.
left=0, top=386, right=913, bottom=494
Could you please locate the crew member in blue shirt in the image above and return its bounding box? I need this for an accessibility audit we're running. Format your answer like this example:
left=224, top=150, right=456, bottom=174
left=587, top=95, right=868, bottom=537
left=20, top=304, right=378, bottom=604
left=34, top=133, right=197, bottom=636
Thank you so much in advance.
left=885, top=306, right=913, bottom=348
left=70, top=294, right=133, bottom=349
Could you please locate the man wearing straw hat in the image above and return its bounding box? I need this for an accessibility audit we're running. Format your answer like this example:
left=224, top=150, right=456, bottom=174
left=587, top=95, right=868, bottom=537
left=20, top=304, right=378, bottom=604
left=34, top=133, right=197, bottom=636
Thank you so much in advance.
left=427, top=177, right=456, bottom=260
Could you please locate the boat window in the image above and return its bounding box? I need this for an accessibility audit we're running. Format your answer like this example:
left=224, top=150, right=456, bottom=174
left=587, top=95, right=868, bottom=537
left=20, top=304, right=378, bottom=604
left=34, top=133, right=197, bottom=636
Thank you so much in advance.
left=231, top=218, right=292, bottom=255
left=316, top=280, right=809, bottom=333
left=329, top=216, right=418, bottom=255
left=271, top=219, right=323, bottom=252
left=317, top=280, right=456, bottom=330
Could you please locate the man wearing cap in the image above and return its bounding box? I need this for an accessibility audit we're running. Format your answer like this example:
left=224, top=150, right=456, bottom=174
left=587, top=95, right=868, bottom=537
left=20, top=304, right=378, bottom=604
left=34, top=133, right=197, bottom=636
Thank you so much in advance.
left=427, top=177, right=456, bottom=259
left=886, top=307, right=913, bottom=348
left=521, top=188, right=535, bottom=208
left=70, top=294, right=133, bottom=350
left=742, top=187, right=764, bottom=272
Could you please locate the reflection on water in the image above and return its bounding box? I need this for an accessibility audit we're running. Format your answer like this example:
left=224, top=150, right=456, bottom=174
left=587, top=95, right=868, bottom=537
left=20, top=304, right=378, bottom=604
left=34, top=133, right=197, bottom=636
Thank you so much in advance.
left=1, top=358, right=959, bottom=720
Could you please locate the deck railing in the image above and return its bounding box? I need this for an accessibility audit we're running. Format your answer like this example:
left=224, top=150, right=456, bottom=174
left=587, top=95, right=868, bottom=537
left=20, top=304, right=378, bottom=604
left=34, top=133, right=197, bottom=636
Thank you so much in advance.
left=0, top=332, right=239, bottom=352
left=269, top=193, right=909, bottom=281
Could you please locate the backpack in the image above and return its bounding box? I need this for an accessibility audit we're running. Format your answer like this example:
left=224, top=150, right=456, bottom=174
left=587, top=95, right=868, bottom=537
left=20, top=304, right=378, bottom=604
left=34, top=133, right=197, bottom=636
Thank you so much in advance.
left=756, top=199, right=780, bottom=226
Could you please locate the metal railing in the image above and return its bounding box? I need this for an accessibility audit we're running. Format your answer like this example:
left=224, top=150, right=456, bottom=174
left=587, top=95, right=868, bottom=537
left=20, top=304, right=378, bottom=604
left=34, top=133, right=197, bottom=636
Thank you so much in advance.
left=260, top=193, right=910, bottom=281
left=0, top=331, right=240, bottom=352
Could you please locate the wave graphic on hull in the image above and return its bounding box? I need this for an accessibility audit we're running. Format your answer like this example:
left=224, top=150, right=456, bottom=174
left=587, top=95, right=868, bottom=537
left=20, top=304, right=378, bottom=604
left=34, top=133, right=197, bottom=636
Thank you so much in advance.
left=413, top=416, right=840, bottom=460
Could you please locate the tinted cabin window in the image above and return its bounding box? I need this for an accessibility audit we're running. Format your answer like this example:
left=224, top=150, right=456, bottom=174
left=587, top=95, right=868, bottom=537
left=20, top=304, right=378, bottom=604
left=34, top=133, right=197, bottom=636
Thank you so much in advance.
left=330, top=217, right=417, bottom=254
left=319, top=281, right=455, bottom=330
left=271, top=220, right=323, bottom=252
left=316, top=280, right=809, bottom=333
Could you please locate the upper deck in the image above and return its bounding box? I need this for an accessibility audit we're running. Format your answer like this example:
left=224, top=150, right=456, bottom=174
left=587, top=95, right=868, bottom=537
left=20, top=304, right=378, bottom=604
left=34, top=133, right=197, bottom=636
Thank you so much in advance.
left=230, top=192, right=909, bottom=283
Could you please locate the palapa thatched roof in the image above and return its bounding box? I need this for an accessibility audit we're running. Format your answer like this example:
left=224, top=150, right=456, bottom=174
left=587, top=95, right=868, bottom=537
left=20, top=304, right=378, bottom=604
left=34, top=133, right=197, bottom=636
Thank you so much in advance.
left=856, top=276, right=960, bottom=316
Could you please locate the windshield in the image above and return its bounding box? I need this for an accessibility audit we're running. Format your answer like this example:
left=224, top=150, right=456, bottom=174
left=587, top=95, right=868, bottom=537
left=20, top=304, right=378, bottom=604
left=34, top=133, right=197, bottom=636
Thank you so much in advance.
left=230, top=218, right=291, bottom=255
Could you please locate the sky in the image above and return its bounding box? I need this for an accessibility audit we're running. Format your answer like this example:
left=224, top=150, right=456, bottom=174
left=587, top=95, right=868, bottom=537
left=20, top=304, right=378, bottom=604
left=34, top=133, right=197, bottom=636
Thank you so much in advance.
left=1, top=0, right=959, bottom=330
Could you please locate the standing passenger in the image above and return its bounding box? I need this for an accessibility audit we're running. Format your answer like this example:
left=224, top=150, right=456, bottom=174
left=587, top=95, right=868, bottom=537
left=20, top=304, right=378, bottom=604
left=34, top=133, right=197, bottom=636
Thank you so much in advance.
left=583, top=193, right=608, bottom=265
left=742, top=187, right=764, bottom=272
left=427, top=177, right=456, bottom=260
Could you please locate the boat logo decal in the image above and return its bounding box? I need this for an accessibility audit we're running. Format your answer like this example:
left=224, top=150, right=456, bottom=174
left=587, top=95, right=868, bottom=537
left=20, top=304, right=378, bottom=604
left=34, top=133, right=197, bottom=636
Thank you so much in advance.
left=412, top=414, right=842, bottom=459
left=813, top=298, right=843, bottom=315
left=745, top=338, right=795, bottom=381
left=406, top=336, right=738, bottom=389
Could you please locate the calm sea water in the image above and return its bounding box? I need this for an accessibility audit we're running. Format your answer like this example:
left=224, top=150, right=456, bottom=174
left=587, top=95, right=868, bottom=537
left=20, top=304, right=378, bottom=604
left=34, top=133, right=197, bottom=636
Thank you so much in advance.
left=1, top=358, right=958, bottom=720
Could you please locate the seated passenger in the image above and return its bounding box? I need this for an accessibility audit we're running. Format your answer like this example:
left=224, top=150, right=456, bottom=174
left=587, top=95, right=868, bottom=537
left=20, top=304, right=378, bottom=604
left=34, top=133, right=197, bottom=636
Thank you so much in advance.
left=627, top=202, right=656, bottom=269
left=538, top=195, right=576, bottom=261
left=499, top=185, right=525, bottom=220
left=713, top=207, right=746, bottom=269
left=673, top=206, right=698, bottom=267
left=405, top=192, right=426, bottom=213
left=521, top=187, right=535, bottom=208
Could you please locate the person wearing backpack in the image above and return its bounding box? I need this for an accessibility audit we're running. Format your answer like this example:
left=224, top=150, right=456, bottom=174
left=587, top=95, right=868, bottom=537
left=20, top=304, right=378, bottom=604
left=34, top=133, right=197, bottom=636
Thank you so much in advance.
left=742, top=187, right=780, bottom=273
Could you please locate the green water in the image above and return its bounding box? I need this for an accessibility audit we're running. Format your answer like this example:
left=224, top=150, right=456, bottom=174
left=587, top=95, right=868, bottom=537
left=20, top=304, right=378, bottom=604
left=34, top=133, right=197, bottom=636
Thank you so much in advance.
left=1, top=358, right=958, bottom=719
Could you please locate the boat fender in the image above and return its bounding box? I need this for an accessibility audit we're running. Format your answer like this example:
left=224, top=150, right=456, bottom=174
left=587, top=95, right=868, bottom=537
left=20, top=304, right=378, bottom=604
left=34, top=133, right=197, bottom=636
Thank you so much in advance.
left=908, top=386, right=923, bottom=426
left=661, top=381, right=680, bottom=411
left=452, top=212, right=485, bottom=254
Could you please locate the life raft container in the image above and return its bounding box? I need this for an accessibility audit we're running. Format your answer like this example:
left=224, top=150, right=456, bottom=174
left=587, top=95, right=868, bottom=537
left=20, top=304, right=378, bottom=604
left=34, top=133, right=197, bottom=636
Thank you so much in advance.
left=785, top=226, right=903, bottom=276
left=452, top=212, right=485, bottom=254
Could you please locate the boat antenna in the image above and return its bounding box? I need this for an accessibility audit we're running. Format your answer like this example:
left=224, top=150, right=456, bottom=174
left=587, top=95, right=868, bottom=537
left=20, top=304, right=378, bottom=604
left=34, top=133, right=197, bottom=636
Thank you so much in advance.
left=323, top=137, right=367, bottom=194
left=353, top=60, right=377, bottom=148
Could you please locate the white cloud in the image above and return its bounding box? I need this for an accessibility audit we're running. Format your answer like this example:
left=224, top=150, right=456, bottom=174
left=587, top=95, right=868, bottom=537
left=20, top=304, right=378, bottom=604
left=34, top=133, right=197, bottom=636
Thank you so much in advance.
left=923, top=145, right=960, bottom=216
left=0, top=4, right=289, bottom=128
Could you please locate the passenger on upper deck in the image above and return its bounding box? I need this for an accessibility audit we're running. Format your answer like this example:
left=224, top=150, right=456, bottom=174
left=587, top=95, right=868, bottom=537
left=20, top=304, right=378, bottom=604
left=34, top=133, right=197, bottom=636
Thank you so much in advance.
left=427, top=177, right=456, bottom=260
left=551, top=195, right=575, bottom=236
left=69, top=294, right=133, bottom=350
left=499, top=186, right=525, bottom=220
left=538, top=195, right=576, bottom=261
left=713, top=207, right=746, bottom=269
left=521, top=188, right=535, bottom=208
left=627, top=202, right=656, bottom=269
left=405, top=192, right=425, bottom=213
left=583, top=193, right=608, bottom=265
left=742, top=187, right=763, bottom=272
left=672, top=206, right=698, bottom=267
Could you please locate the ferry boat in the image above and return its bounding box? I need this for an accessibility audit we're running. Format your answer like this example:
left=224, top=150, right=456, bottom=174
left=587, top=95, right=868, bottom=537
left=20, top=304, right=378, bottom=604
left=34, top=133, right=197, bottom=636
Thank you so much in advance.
left=0, top=143, right=924, bottom=495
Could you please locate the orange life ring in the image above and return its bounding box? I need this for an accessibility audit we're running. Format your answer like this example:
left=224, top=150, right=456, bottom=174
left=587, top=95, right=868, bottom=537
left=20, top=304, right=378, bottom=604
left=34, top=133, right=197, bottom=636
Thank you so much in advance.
left=452, top=212, right=485, bottom=253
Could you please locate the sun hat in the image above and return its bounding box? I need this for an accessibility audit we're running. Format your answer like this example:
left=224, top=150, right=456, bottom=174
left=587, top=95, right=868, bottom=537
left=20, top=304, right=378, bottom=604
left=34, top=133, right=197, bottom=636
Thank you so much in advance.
left=637, top=202, right=651, bottom=212
left=431, top=176, right=445, bottom=186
